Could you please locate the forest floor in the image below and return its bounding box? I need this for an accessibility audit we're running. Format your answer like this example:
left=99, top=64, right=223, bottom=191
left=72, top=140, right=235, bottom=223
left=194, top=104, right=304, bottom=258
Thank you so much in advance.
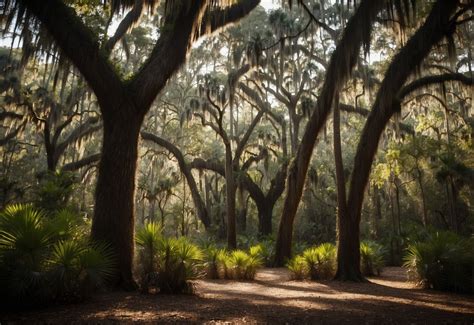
left=2, top=267, right=474, bottom=324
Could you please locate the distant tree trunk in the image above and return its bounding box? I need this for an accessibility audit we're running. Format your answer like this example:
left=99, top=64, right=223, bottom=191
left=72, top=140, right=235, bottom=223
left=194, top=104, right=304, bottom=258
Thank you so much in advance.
left=91, top=105, right=143, bottom=290
left=373, top=185, right=382, bottom=239
left=158, top=203, right=165, bottom=228
left=389, top=184, right=399, bottom=235
left=225, top=143, right=237, bottom=249
left=446, top=177, right=459, bottom=232
left=236, top=186, right=247, bottom=232
left=289, top=107, right=300, bottom=154
left=181, top=177, right=187, bottom=236
left=148, top=198, right=156, bottom=224
left=394, top=177, right=402, bottom=236
left=417, top=168, right=428, bottom=227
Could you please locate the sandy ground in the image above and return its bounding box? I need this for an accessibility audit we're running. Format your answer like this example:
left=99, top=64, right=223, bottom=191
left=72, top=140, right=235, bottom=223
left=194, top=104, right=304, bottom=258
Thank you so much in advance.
left=2, top=267, right=473, bottom=324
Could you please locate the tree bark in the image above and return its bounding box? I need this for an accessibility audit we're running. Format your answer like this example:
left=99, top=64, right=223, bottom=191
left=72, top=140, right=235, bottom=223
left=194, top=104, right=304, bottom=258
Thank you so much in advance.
left=417, top=168, right=428, bottom=227
left=236, top=186, right=247, bottom=232
left=91, top=103, right=143, bottom=290
left=333, top=94, right=364, bottom=280
left=335, top=215, right=362, bottom=281
left=225, top=143, right=237, bottom=249
left=257, top=200, right=273, bottom=236
left=373, top=185, right=382, bottom=239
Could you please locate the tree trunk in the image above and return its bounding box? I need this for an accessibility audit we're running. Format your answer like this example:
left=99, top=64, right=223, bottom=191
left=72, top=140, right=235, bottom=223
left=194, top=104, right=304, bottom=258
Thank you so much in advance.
left=333, top=95, right=363, bottom=281
left=395, top=178, right=402, bottom=236
left=446, top=177, right=459, bottom=232
left=417, top=169, right=428, bottom=227
left=289, top=108, right=300, bottom=154
left=148, top=198, right=156, bottom=224
left=273, top=0, right=385, bottom=266
left=182, top=174, right=187, bottom=236
left=335, top=214, right=363, bottom=281
left=225, top=143, right=237, bottom=249
left=205, top=175, right=212, bottom=220
left=345, top=0, right=458, bottom=272
left=347, top=0, right=459, bottom=221
left=389, top=184, right=399, bottom=235
left=237, top=186, right=247, bottom=232
left=373, top=185, right=382, bottom=239
left=43, top=122, right=57, bottom=171
left=257, top=200, right=273, bottom=236
left=91, top=107, right=142, bottom=290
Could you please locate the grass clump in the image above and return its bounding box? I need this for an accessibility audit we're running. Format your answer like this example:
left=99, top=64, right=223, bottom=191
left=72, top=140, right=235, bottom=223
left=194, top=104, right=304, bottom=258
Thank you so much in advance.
left=202, top=244, right=264, bottom=280
left=287, top=255, right=308, bottom=280
left=287, top=243, right=336, bottom=280
left=135, top=222, right=204, bottom=294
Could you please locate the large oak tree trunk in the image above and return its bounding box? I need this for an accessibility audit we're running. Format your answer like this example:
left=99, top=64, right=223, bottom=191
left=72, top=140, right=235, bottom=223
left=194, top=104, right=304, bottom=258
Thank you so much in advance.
left=19, top=0, right=260, bottom=291
left=91, top=105, right=143, bottom=289
left=273, top=0, right=385, bottom=266
left=335, top=214, right=362, bottom=281
left=345, top=0, right=459, bottom=276
left=333, top=96, right=364, bottom=281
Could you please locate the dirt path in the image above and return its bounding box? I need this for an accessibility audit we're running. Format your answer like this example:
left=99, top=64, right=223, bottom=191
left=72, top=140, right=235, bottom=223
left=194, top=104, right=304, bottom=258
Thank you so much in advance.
left=2, top=267, right=473, bottom=324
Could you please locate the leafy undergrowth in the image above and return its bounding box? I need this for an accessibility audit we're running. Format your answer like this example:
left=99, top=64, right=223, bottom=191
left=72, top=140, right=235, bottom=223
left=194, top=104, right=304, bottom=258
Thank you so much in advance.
left=0, top=204, right=116, bottom=307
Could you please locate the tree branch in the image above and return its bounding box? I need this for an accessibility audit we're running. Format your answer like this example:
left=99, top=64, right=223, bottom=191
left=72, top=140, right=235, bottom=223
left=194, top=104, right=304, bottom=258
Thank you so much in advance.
left=19, top=0, right=124, bottom=109
left=104, top=0, right=145, bottom=53
left=61, top=153, right=101, bottom=171
left=200, top=0, right=261, bottom=36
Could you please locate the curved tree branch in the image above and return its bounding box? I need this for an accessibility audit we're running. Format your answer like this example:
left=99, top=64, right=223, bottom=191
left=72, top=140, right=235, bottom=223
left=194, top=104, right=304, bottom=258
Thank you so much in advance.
left=141, top=131, right=211, bottom=228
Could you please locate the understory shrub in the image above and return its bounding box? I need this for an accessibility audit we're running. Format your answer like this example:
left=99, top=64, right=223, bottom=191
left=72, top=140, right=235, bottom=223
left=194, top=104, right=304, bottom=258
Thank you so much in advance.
left=360, top=241, right=386, bottom=276
left=135, top=222, right=204, bottom=294
left=0, top=204, right=115, bottom=306
left=34, top=171, right=77, bottom=213
left=250, top=240, right=275, bottom=267
left=226, top=249, right=263, bottom=280
left=287, top=243, right=336, bottom=280
left=202, top=244, right=263, bottom=280
left=287, top=255, right=308, bottom=280
left=288, top=242, right=386, bottom=280
left=403, top=231, right=473, bottom=293
left=203, top=245, right=227, bottom=279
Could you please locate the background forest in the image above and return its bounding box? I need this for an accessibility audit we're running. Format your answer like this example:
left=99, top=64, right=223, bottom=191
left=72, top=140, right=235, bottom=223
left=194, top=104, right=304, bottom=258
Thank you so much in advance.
left=0, top=0, right=473, bottom=306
